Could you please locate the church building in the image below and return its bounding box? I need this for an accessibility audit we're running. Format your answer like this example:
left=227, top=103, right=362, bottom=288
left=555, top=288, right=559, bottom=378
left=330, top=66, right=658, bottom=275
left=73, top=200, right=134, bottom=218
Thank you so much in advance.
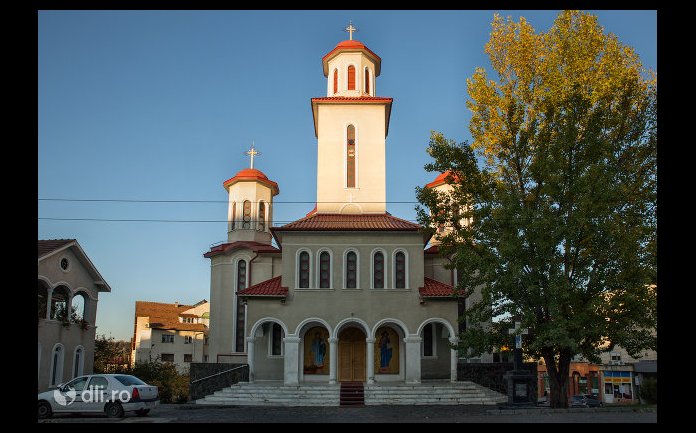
left=205, top=27, right=488, bottom=386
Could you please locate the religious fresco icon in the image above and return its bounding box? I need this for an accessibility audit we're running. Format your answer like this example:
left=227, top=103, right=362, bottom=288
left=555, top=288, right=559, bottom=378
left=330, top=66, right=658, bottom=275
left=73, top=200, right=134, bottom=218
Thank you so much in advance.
left=304, top=326, right=330, bottom=374
left=374, top=326, right=399, bottom=374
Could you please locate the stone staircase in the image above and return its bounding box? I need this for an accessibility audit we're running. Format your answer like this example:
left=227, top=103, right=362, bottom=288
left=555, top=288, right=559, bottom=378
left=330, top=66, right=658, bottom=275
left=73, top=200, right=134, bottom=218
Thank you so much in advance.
left=195, top=381, right=506, bottom=406
left=365, top=381, right=507, bottom=405
left=196, top=382, right=340, bottom=406
left=340, top=382, right=365, bottom=406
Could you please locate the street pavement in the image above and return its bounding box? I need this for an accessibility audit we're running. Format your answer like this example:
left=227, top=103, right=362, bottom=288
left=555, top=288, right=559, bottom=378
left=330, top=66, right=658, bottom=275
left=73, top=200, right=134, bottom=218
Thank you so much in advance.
left=38, top=404, right=657, bottom=423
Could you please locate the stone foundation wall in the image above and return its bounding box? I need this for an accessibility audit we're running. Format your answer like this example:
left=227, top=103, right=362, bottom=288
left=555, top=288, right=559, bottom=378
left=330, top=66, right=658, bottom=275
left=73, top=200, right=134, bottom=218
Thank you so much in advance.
left=458, top=362, right=537, bottom=395
left=189, top=363, right=249, bottom=401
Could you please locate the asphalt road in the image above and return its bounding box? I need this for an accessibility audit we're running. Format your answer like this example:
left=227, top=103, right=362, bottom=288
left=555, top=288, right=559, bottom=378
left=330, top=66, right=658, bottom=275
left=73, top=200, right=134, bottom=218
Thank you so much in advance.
left=38, top=404, right=657, bottom=423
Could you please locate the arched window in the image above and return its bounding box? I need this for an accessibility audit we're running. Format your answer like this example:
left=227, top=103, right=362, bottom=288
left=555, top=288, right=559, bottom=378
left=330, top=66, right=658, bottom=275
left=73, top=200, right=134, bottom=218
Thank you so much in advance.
left=235, top=260, right=247, bottom=353
left=333, top=68, right=338, bottom=94
left=319, top=251, right=331, bottom=288
left=231, top=202, right=236, bottom=230
left=299, top=251, right=310, bottom=288
left=347, top=125, right=356, bottom=188
left=38, top=281, right=48, bottom=319
left=373, top=251, right=385, bottom=289
left=258, top=201, right=266, bottom=231
left=73, top=346, right=84, bottom=378
left=270, top=323, right=283, bottom=356
left=242, top=200, right=251, bottom=229
left=50, top=286, right=70, bottom=321
left=50, top=344, right=64, bottom=386
left=347, top=65, right=355, bottom=90
left=364, top=68, right=370, bottom=94
left=395, top=252, right=406, bottom=289
left=72, top=292, right=87, bottom=322
left=346, top=251, right=357, bottom=289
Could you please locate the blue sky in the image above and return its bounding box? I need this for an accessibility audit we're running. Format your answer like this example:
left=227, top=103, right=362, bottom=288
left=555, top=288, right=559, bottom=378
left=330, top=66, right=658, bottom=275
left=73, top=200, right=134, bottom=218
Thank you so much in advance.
left=38, top=10, right=657, bottom=340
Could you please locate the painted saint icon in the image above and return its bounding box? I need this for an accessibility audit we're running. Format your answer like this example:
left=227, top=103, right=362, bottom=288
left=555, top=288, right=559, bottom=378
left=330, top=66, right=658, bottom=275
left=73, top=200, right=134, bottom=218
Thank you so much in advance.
left=311, top=331, right=327, bottom=367
left=379, top=330, right=393, bottom=372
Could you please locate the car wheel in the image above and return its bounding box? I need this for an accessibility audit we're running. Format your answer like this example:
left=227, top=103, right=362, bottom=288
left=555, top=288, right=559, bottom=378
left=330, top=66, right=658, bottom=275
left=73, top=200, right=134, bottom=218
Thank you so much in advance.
left=105, top=402, right=124, bottom=418
left=135, top=409, right=150, bottom=417
left=38, top=401, right=53, bottom=419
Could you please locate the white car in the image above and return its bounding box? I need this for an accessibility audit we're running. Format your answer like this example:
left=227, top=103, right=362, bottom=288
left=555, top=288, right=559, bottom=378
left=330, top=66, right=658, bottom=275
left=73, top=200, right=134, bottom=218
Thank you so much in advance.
left=38, top=374, right=159, bottom=419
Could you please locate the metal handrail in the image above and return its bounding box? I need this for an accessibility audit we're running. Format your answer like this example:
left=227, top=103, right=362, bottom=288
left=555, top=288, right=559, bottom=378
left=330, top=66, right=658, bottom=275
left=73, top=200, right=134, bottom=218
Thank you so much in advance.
left=190, top=364, right=248, bottom=384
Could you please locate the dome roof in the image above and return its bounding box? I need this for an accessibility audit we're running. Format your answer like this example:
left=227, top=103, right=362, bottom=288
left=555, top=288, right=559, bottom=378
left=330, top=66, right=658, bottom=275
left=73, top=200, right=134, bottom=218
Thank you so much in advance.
left=322, top=39, right=381, bottom=77
left=223, top=168, right=279, bottom=195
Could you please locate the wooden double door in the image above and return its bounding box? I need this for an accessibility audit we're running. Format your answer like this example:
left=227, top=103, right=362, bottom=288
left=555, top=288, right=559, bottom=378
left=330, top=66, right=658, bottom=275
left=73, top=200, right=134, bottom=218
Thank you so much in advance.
left=338, top=327, right=366, bottom=382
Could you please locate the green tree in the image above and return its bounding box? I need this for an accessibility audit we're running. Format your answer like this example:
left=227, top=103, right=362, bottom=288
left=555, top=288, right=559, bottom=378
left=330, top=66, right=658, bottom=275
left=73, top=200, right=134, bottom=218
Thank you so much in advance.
left=94, top=335, right=131, bottom=373
left=416, top=11, right=656, bottom=408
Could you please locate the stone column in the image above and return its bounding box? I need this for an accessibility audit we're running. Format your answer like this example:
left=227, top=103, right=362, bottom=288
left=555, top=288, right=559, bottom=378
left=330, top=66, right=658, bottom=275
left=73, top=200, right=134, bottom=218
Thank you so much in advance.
left=449, top=337, right=460, bottom=383
left=366, top=337, right=375, bottom=384
left=246, top=337, right=255, bottom=383
left=45, top=288, right=53, bottom=320
left=404, top=335, right=422, bottom=384
left=328, top=337, right=338, bottom=384
left=283, top=336, right=301, bottom=385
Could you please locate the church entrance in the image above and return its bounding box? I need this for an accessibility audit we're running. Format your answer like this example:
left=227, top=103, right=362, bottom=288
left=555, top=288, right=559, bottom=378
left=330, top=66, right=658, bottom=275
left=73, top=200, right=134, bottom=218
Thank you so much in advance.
left=338, top=327, right=366, bottom=382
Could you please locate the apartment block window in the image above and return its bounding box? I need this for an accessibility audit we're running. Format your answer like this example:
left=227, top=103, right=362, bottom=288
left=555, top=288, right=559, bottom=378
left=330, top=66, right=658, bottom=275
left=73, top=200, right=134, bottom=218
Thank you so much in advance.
left=203, top=355, right=209, bottom=362
left=161, top=334, right=175, bottom=343
left=184, top=336, right=193, bottom=344
left=184, top=354, right=192, bottom=363
left=161, top=353, right=174, bottom=363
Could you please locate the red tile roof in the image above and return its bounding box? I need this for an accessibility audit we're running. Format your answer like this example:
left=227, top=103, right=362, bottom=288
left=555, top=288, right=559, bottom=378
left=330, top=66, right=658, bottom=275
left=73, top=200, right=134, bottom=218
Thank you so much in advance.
left=311, top=96, right=393, bottom=103
left=38, top=239, right=75, bottom=258
left=418, top=277, right=463, bottom=298
left=425, top=171, right=460, bottom=189
left=424, top=245, right=440, bottom=254
left=322, top=39, right=382, bottom=76
left=204, top=241, right=280, bottom=258
left=274, top=213, right=422, bottom=231
left=134, top=301, right=208, bottom=331
left=222, top=168, right=279, bottom=195
left=238, top=275, right=288, bottom=297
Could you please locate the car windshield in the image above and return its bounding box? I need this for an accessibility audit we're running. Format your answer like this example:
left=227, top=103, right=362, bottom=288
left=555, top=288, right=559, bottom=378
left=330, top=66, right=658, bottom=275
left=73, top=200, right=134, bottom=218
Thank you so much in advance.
left=572, top=395, right=584, bottom=400
left=113, top=375, right=147, bottom=386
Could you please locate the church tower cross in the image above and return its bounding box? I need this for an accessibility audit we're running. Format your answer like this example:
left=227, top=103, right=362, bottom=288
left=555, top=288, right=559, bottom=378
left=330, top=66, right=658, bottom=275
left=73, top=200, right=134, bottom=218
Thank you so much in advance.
left=245, top=142, right=261, bottom=169
left=345, top=21, right=357, bottom=40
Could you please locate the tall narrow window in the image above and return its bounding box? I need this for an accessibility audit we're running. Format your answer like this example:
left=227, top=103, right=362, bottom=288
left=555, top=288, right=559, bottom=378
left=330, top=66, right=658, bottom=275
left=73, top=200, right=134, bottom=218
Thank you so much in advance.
left=347, top=65, right=355, bottom=90
left=235, top=260, right=247, bottom=353
left=51, top=345, right=64, bottom=386
left=299, top=251, right=310, bottom=288
left=73, top=347, right=83, bottom=378
left=347, top=125, right=356, bottom=188
left=395, top=252, right=406, bottom=288
left=319, top=251, right=331, bottom=288
left=257, top=201, right=266, bottom=231
left=333, top=69, right=338, bottom=94
left=231, top=202, right=236, bottom=230
left=423, top=323, right=434, bottom=357
left=364, top=68, right=370, bottom=94
left=373, top=252, right=384, bottom=289
left=346, top=251, right=357, bottom=289
left=242, top=200, right=251, bottom=229
left=271, top=323, right=283, bottom=356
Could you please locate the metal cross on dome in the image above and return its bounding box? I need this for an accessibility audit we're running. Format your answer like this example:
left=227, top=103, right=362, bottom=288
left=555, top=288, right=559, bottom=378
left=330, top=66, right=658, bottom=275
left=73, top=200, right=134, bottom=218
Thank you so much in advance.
left=345, top=21, right=357, bottom=40
left=245, top=142, right=261, bottom=169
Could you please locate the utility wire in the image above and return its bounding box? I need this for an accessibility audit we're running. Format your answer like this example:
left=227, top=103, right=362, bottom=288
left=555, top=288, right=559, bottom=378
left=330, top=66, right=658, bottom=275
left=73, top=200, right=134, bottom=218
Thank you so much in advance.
left=39, top=198, right=421, bottom=204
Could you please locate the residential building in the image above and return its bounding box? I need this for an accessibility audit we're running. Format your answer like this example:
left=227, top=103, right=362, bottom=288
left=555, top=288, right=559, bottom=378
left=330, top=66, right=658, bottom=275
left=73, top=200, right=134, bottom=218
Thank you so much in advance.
left=131, top=300, right=209, bottom=373
left=38, top=239, right=112, bottom=391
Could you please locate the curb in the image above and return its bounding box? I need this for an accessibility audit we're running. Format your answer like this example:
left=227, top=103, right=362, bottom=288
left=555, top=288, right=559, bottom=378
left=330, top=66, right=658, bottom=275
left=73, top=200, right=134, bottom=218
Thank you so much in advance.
left=486, top=407, right=657, bottom=415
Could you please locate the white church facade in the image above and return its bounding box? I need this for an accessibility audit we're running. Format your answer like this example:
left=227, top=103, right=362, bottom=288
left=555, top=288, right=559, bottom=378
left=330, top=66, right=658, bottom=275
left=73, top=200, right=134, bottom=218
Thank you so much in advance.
left=205, top=30, right=488, bottom=386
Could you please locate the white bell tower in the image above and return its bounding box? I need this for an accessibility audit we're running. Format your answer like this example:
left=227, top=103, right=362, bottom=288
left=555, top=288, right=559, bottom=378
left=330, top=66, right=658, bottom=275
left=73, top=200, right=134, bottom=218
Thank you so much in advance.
left=310, top=23, right=392, bottom=214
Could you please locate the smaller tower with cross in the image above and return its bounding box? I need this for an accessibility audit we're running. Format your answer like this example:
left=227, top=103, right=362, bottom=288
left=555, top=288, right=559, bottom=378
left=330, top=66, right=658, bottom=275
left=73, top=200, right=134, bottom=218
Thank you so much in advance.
left=221, top=143, right=279, bottom=244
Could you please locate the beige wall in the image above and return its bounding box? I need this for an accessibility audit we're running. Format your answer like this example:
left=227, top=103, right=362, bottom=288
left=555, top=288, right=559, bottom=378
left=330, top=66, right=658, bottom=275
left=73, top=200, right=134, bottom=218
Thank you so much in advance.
left=325, top=52, right=377, bottom=97
left=208, top=248, right=281, bottom=361
left=133, top=328, right=208, bottom=373
left=226, top=181, right=274, bottom=244
left=315, top=103, right=388, bottom=214
left=38, top=248, right=103, bottom=391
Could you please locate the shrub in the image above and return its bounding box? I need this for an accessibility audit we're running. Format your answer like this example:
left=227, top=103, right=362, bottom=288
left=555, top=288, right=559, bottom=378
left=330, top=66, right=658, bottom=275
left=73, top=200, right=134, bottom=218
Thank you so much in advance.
left=639, top=377, right=657, bottom=404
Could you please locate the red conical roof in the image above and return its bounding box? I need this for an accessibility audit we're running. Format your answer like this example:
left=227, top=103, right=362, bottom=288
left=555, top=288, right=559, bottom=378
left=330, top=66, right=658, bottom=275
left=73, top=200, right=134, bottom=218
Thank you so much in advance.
left=322, top=39, right=381, bottom=77
left=223, top=168, right=279, bottom=195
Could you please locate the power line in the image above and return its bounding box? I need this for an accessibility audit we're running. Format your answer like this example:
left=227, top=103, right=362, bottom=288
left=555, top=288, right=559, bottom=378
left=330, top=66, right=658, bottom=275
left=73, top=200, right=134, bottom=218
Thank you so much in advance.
left=39, top=217, right=423, bottom=223
left=39, top=198, right=421, bottom=204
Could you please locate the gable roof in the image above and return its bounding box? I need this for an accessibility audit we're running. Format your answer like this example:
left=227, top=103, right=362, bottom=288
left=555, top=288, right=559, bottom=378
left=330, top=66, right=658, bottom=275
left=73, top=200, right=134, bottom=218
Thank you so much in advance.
left=134, top=301, right=207, bottom=332
left=204, top=241, right=280, bottom=259
left=237, top=275, right=288, bottom=298
left=275, top=213, right=421, bottom=231
left=418, top=277, right=463, bottom=299
left=38, top=239, right=112, bottom=292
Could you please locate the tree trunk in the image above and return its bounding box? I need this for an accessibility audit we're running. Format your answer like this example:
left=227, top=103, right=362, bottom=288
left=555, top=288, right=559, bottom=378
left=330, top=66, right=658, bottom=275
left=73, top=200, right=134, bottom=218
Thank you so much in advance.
left=543, top=349, right=571, bottom=408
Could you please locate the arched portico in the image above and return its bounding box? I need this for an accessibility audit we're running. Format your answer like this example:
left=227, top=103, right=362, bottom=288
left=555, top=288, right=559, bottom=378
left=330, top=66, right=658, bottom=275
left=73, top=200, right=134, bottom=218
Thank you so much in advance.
left=296, top=318, right=333, bottom=383
left=247, top=317, right=288, bottom=383
left=417, top=318, right=459, bottom=382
